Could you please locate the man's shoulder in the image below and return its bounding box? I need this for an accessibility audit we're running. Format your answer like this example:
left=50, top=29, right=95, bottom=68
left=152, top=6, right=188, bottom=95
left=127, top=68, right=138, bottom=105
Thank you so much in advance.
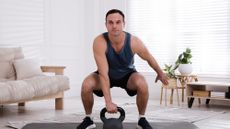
left=129, top=34, right=144, bottom=52
left=94, top=34, right=106, bottom=43
left=130, top=34, right=140, bottom=44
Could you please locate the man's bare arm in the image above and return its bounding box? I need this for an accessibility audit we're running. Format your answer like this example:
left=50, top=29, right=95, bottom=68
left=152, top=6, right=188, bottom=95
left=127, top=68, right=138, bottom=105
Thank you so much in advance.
left=131, top=36, right=168, bottom=85
left=93, top=36, right=117, bottom=112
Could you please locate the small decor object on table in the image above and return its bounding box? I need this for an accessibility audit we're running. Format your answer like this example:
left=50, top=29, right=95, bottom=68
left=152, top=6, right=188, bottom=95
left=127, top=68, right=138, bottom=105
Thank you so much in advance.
left=175, top=48, right=193, bottom=75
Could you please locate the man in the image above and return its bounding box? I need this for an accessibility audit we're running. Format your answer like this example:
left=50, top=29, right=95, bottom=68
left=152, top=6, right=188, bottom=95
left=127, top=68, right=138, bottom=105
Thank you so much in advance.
left=77, top=9, right=168, bottom=129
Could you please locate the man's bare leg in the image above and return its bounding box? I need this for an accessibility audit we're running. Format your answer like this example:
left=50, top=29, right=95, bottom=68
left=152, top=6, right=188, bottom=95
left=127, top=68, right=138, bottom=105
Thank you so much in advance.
left=127, top=73, right=149, bottom=115
left=81, top=73, right=100, bottom=115
left=127, top=73, right=153, bottom=129
left=77, top=73, right=100, bottom=129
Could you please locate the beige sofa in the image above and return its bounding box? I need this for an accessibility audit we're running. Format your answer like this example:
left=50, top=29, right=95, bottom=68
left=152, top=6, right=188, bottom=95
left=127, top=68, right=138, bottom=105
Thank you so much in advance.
left=0, top=47, right=69, bottom=110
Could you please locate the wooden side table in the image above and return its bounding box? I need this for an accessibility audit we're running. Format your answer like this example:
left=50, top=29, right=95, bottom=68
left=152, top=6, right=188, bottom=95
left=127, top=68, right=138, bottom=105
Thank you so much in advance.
left=176, top=74, right=198, bottom=102
left=187, top=81, right=230, bottom=108
left=41, top=66, right=66, bottom=75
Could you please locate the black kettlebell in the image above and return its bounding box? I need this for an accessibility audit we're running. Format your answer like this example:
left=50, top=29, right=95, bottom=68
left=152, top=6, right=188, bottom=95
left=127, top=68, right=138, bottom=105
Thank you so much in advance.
left=100, top=107, right=125, bottom=129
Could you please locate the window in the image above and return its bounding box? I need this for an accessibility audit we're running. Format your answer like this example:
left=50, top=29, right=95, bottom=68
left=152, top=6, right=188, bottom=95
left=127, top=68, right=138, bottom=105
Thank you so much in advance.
left=0, top=0, right=44, bottom=58
left=126, top=0, right=230, bottom=76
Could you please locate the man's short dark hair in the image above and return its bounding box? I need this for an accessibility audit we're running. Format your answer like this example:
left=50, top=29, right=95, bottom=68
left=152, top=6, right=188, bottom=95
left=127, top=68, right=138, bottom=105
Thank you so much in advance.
left=105, top=9, right=125, bottom=22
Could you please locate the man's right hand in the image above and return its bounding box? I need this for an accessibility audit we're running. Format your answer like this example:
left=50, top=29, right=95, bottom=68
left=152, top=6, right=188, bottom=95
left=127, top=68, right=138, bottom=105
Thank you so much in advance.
left=106, top=102, right=118, bottom=113
left=155, top=72, right=169, bottom=85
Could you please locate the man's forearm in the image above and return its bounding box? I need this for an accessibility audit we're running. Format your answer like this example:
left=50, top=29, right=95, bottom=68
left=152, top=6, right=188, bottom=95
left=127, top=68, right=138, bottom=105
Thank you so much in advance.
left=147, top=57, right=163, bottom=75
left=99, top=74, right=112, bottom=104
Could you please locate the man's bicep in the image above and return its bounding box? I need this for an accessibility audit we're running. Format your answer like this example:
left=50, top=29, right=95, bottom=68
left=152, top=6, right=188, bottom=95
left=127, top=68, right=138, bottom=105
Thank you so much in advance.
left=93, top=41, right=108, bottom=75
left=95, top=53, right=108, bottom=74
left=134, top=39, right=151, bottom=61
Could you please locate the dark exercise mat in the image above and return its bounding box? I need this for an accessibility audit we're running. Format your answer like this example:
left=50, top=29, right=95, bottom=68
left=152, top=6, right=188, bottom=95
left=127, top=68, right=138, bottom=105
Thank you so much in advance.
left=22, top=122, right=199, bottom=129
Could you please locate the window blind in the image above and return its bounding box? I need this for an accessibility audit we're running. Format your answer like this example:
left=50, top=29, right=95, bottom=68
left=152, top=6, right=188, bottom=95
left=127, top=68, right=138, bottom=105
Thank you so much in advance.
left=126, top=0, right=230, bottom=76
left=126, top=0, right=175, bottom=72
left=0, top=0, right=44, bottom=59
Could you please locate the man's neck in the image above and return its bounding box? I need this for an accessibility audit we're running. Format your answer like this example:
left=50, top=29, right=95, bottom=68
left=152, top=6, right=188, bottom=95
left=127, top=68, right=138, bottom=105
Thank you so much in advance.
left=108, top=31, right=125, bottom=45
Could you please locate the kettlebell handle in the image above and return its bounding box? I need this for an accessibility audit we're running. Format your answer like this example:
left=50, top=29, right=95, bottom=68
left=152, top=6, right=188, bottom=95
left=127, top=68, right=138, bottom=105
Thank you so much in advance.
left=100, top=107, right=125, bottom=122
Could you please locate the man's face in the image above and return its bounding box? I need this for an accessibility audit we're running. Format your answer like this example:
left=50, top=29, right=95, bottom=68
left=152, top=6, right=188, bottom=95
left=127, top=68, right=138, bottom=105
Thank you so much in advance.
left=106, top=13, right=125, bottom=36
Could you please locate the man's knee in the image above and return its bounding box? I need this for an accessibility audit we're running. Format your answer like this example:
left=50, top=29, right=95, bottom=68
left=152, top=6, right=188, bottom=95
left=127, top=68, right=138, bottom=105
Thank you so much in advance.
left=133, top=77, right=149, bottom=94
left=81, top=79, right=94, bottom=93
left=133, top=76, right=147, bottom=87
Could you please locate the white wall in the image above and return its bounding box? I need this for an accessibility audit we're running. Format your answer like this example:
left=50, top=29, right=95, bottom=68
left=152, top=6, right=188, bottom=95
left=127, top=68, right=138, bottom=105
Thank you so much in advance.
left=43, top=0, right=86, bottom=97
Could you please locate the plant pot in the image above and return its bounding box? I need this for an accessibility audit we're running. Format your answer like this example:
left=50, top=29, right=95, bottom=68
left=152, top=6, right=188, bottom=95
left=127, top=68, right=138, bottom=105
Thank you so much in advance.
left=178, top=64, right=192, bottom=75
left=163, top=78, right=177, bottom=88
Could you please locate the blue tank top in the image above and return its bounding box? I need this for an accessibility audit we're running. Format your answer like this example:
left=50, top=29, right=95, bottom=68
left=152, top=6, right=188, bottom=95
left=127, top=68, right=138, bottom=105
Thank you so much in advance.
left=103, top=32, right=136, bottom=80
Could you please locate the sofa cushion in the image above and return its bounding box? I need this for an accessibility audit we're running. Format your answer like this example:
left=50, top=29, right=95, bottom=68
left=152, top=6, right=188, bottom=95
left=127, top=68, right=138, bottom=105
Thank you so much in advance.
left=0, top=82, right=12, bottom=102
left=0, top=47, right=24, bottom=61
left=13, top=47, right=24, bottom=60
left=13, top=59, right=44, bottom=80
left=0, top=48, right=15, bottom=61
left=6, top=80, right=36, bottom=102
left=0, top=75, right=69, bottom=103
left=24, top=75, right=69, bottom=97
left=0, top=53, right=14, bottom=61
left=0, top=61, right=15, bottom=80
left=0, top=47, right=24, bottom=80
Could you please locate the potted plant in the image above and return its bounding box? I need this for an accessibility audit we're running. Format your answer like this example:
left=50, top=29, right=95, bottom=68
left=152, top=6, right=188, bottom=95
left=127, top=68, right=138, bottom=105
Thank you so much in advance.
left=163, top=64, right=178, bottom=86
left=163, top=64, right=177, bottom=79
left=175, top=48, right=193, bottom=75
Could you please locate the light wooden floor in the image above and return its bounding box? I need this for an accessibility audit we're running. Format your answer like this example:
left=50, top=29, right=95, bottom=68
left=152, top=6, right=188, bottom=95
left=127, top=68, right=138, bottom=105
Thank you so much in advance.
left=0, top=96, right=230, bottom=129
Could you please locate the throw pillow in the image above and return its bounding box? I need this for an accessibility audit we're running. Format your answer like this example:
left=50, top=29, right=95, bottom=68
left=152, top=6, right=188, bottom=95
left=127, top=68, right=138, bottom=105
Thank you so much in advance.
left=0, top=53, right=14, bottom=61
left=14, top=47, right=24, bottom=60
left=13, top=59, right=44, bottom=80
left=0, top=61, right=15, bottom=79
